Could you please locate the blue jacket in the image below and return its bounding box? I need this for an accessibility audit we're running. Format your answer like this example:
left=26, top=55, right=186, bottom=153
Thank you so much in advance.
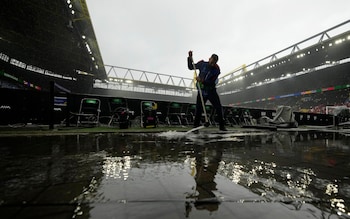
left=188, top=58, right=220, bottom=90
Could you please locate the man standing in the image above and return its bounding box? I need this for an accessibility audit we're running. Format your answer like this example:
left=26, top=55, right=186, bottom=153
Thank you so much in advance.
left=187, top=51, right=227, bottom=131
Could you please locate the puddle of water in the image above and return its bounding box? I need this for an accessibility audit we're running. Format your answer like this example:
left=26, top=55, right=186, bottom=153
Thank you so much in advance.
left=0, top=131, right=349, bottom=218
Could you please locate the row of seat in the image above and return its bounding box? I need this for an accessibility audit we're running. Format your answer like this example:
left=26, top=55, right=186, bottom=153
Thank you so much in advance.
left=68, top=98, right=258, bottom=128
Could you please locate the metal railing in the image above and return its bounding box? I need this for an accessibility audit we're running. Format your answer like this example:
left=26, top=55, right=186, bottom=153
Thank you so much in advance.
left=93, top=65, right=195, bottom=97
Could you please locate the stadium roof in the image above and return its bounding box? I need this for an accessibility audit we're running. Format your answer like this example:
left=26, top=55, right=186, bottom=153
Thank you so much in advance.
left=0, top=0, right=106, bottom=80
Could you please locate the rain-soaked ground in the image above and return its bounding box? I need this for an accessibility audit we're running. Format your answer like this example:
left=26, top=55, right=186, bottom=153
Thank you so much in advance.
left=0, top=128, right=350, bottom=219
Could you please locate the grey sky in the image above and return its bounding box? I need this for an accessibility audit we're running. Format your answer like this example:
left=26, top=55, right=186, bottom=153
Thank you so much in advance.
left=86, top=0, right=350, bottom=79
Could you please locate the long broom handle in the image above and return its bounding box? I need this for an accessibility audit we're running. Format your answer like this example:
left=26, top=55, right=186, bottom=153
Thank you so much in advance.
left=192, top=59, right=209, bottom=124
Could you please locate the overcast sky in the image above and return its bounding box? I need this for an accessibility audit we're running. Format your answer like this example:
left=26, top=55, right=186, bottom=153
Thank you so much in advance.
left=86, top=0, right=349, bottom=79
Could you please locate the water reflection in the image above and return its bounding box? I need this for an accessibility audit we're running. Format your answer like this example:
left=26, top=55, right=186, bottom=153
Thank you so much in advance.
left=185, top=145, right=222, bottom=216
left=103, top=156, right=132, bottom=180
left=0, top=130, right=349, bottom=218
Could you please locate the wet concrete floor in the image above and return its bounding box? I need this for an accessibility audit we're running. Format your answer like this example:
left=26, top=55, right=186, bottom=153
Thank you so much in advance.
left=0, top=128, right=350, bottom=218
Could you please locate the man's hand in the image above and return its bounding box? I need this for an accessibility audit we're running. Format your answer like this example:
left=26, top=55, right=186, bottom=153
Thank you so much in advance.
left=188, top=50, right=193, bottom=57
left=196, top=76, right=203, bottom=82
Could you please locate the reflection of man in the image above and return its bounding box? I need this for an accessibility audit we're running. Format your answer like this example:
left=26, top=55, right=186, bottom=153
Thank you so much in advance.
left=186, top=146, right=222, bottom=217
